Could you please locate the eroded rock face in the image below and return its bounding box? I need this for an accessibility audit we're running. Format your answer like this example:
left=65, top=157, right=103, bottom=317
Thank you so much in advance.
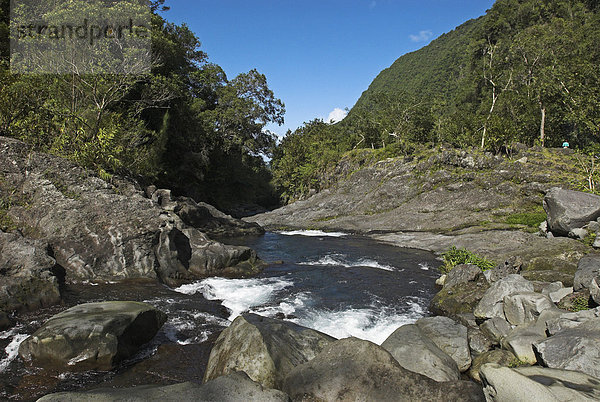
left=544, top=187, right=600, bottom=236
left=203, top=314, right=335, bottom=389
left=282, top=337, right=485, bottom=402
left=18, top=302, right=166, bottom=371
left=474, top=275, right=534, bottom=320
left=0, top=232, right=61, bottom=314
left=37, top=372, right=289, bottom=402
left=381, top=324, right=460, bottom=382
left=480, top=364, right=600, bottom=402
left=416, top=316, right=471, bottom=372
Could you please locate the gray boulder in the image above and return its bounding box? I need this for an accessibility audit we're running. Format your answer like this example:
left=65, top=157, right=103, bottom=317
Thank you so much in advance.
left=468, top=350, right=516, bottom=383
left=503, top=292, right=556, bottom=326
left=480, top=317, right=512, bottom=344
left=474, top=275, right=534, bottom=320
left=430, top=276, right=490, bottom=319
left=485, top=257, right=523, bottom=283
left=282, top=337, right=485, bottom=402
left=416, top=316, right=471, bottom=372
left=0, top=232, right=61, bottom=314
left=480, top=363, right=600, bottom=401
left=444, top=264, right=482, bottom=289
left=544, top=187, right=600, bottom=236
left=546, top=307, right=600, bottom=335
left=591, top=277, right=600, bottom=305
left=381, top=323, right=460, bottom=381
left=18, top=302, right=166, bottom=371
left=37, top=372, right=289, bottom=402
left=203, top=314, right=334, bottom=389
left=534, top=318, right=600, bottom=378
left=468, top=327, right=494, bottom=356
left=501, top=319, right=547, bottom=364
left=574, top=254, right=600, bottom=291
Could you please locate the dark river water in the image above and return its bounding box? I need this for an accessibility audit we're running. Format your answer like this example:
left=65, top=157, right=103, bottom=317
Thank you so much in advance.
left=0, top=230, right=441, bottom=400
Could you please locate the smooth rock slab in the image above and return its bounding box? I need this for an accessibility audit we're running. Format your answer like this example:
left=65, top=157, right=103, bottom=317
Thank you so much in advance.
left=282, top=337, right=485, bottom=402
left=544, top=187, right=600, bottom=236
left=416, top=316, right=471, bottom=372
left=18, top=302, right=166, bottom=371
left=503, top=292, right=556, bottom=326
left=203, top=313, right=334, bottom=389
left=474, top=275, right=534, bottom=320
left=37, top=372, right=289, bottom=402
left=534, top=318, right=600, bottom=379
left=480, top=363, right=600, bottom=401
left=381, top=323, right=460, bottom=381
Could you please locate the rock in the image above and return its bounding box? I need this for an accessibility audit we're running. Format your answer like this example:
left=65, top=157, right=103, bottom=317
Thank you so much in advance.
left=151, top=188, right=177, bottom=210
left=539, top=220, right=548, bottom=234
left=416, top=316, right=471, bottom=372
left=544, top=187, right=600, bottom=236
left=282, top=337, right=485, bottom=402
left=37, top=372, right=289, bottom=402
left=546, top=307, right=600, bottom=335
left=18, top=301, right=166, bottom=371
left=480, top=363, right=600, bottom=401
left=589, top=221, right=600, bottom=232
left=436, top=274, right=447, bottom=287
left=521, top=270, right=575, bottom=287
left=468, top=350, right=516, bottom=383
left=203, top=313, right=335, bottom=389
left=550, top=287, right=574, bottom=303
left=444, top=264, right=482, bottom=289
left=570, top=228, right=588, bottom=240
left=591, top=277, right=600, bottom=304
left=594, top=236, right=600, bottom=249
left=0, top=232, right=61, bottom=314
left=557, top=289, right=591, bottom=311
left=541, top=281, right=564, bottom=295
left=468, top=327, right=494, bottom=356
left=503, top=292, right=556, bottom=326
left=480, top=317, right=512, bottom=343
left=501, top=319, right=547, bottom=364
left=574, top=254, right=600, bottom=291
left=455, top=312, right=478, bottom=328
left=486, top=257, right=523, bottom=283
left=0, top=137, right=259, bottom=286
left=474, top=275, right=534, bottom=320
left=381, top=324, right=460, bottom=382
left=430, top=276, right=490, bottom=319
left=534, top=318, right=600, bottom=378
left=174, top=197, right=264, bottom=238
left=0, top=311, right=13, bottom=330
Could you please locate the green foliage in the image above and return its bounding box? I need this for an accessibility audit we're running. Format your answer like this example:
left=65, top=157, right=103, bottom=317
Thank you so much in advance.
left=508, top=358, right=529, bottom=368
left=569, top=295, right=591, bottom=312
left=505, top=211, right=547, bottom=228
left=441, top=246, right=496, bottom=274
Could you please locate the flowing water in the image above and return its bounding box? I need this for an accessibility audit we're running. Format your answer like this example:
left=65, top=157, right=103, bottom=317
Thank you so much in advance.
left=0, top=230, right=441, bottom=400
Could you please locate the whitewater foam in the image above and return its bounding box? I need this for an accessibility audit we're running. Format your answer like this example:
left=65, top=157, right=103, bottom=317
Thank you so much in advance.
left=0, top=334, right=28, bottom=372
left=300, top=253, right=397, bottom=271
left=174, top=277, right=294, bottom=320
left=278, top=230, right=347, bottom=237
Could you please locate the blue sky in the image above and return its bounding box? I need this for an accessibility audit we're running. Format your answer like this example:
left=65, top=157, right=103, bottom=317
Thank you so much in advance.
left=161, top=0, right=496, bottom=137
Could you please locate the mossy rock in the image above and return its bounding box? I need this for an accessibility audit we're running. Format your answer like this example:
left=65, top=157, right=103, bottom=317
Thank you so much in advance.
left=429, top=277, right=490, bottom=319
left=521, top=270, right=575, bottom=287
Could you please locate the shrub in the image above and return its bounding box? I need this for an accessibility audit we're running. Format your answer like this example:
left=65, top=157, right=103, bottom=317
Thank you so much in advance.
left=441, top=246, right=496, bottom=274
left=569, top=295, right=590, bottom=312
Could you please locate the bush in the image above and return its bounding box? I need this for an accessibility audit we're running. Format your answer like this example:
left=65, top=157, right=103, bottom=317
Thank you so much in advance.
left=441, top=246, right=496, bottom=274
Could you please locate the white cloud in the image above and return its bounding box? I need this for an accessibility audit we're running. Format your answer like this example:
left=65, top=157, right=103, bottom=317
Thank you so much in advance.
left=326, top=108, right=347, bottom=124
left=410, top=30, right=433, bottom=43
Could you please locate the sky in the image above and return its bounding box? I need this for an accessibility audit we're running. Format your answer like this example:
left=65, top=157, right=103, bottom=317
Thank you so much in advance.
left=161, top=0, right=496, bottom=137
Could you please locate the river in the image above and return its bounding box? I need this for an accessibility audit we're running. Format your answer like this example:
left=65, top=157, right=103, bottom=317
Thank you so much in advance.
left=0, top=230, right=441, bottom=400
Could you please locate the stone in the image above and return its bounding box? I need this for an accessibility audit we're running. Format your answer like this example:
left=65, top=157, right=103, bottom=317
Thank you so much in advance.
left=435, top=274, right=447, bottom=287
left=557, top=289, right=591, bottom=311
left=37, top=372, right=289, bottom=402
left=381, top=324, right=460, bottom=382
left=544, top=187, right=600, bottom=236
left=430, top=276, right=490, bottom=319
left=522, top=270, right=575, bottom=287
left=534, top=318, right=600, bottom=379
left=468, top=327, right=494, bottom=356
left=0, top=311, right=13, bottom=331
left=18, top=302, right=166, bottom=371
left=282, top=337, right=485, bottom=402
left=480, top=364, right=600, bottom=401
left=474, top=275, right=534, bottom=320
left=203, top=314, right=335, bottom=389
left=594, top=236, right=600, bottom=249
left=539, top=220, right=548, bottom=234
left=416, top=316, right=471, bottom=372
left=468, top=350, right=516, bottom=383
left=486, top=257, right=523, bottom=283
left=444, top=264, right=482, bottom=289
left=0, top=232, right=61, bottom=314
left=589, top=221, right=600, bottom=232
left=574, top=254, right=600, bottom=291
left=541, top=281, right=564, bottom=296
left=570, top=228, right=588, bottom=240
left=501, top=320, right=547, bottom=364
left=503, top=292, right=556, bottom=326
left=546, top=307, right=600, bottom=335
left=590, top=277, right=600, bottom=305
left=480, top=317, right=512, bottom=344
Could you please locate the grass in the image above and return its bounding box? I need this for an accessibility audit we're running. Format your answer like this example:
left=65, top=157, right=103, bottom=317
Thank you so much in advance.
left=440, top=246, right=496, bottom=274
left=504, top=211, right=547, bottom=228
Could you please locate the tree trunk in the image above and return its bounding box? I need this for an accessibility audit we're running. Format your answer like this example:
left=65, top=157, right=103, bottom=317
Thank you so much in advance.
left=539, top=102, right=546, bottom=147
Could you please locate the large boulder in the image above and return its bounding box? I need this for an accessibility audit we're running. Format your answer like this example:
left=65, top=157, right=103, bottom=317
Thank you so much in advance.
left=282, top=337, right=485, bottom=402
left=430, top=276, right=490, bottom=319
left=544, top=187, right=600, bottom=236
left=416, top=316, right=471, bottom=372
left=203, top=314, right=335, bottom=389
left=468, top=327, right=494, bottom=356
left=37, top=372, right=289, bottom=402
left=444, top=264, right=482, bottom=289
left=18, top=302, right=166, bottom=371
left=534, top=318, right=600, bottom=379
left=381, top=323, right=460, bottom=381
left=546, top=307, right=600, bottom=335
left=468, top=350, right=516, bottom=383
left=574, top=254, right=600, bottom=291
left=0, top=137, right=260, bottom=286
left=480, top=363, right=600, bottom=401
left=0, top=232, right=61, bottom=314
left=503, top=292, right=556, bottom=326
left=480, top=317, right=512, bottom=344
left=474, top=275, right=534, bottom=320
left=500, top=319, right=547, bottom=364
